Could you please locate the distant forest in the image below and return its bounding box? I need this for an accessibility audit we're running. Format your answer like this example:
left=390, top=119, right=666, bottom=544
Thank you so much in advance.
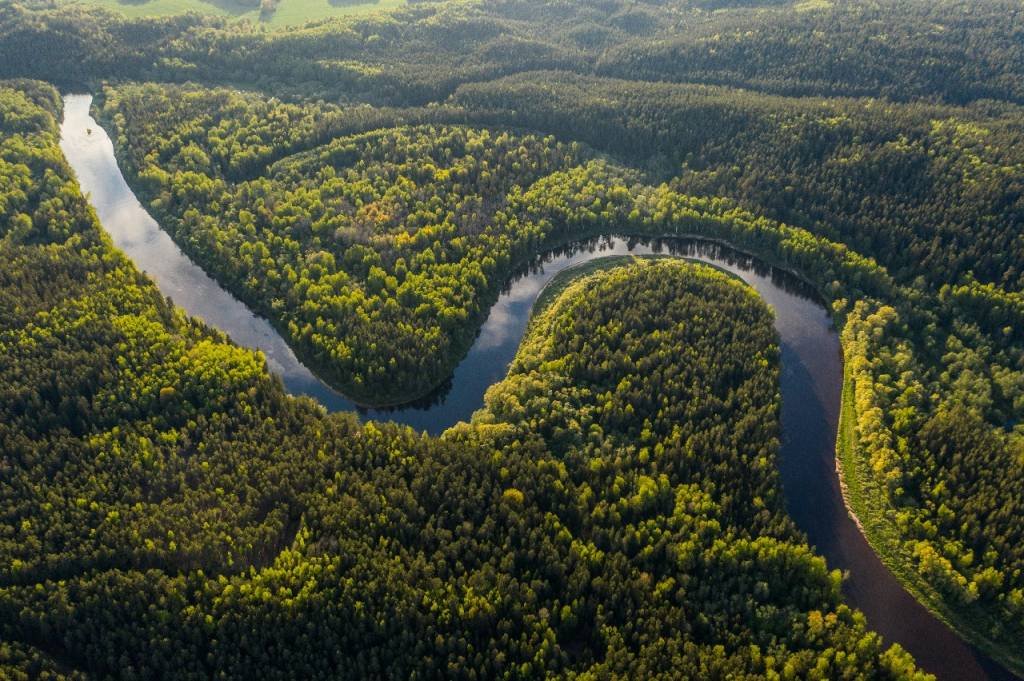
left=1, top=0, right=1023, bottom=677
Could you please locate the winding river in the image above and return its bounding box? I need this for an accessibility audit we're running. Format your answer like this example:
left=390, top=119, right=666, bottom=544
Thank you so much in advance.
left=60, top=94, right=1017, bottom=681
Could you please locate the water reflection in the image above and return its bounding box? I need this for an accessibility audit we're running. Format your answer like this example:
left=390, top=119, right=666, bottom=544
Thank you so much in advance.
left=59, top=93, right=1017, bottom=681
left=357, top=233, right=823, bottom=431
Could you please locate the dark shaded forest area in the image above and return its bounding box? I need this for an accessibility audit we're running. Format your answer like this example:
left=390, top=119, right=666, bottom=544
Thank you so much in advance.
left=1, top=0, right=1023, bottom=676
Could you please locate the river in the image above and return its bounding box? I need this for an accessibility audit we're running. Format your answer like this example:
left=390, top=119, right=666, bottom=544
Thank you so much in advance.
left=59, top=93, right=1017, bottom=681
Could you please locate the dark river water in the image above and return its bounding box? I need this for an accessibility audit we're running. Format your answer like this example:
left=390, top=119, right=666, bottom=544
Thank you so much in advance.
left=60, top=93, right=1017, bottom=681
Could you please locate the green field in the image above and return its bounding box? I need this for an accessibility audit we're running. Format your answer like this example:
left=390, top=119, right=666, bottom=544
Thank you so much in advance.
left=71, top=0, right=407, bottom=26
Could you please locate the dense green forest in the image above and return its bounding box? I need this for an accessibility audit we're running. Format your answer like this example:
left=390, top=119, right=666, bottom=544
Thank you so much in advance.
left=99, top=81, right=585, bottom=402
left=98, top=70, right=1024, bottom=671
left=2, top=0, right=1023, bottom=105
left=0, top=82, right=928, bottom=678
left=2, top=0, right=1024, bottom=675
left=452, top=71, right=1024, bottom=290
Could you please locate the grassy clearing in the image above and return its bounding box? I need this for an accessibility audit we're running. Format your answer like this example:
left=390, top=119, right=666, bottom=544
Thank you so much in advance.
left=531, top=255, right=636, bottom=319
left=794, top=0, right=832, bottom=11
left=73, top=0, right=407, bottom=26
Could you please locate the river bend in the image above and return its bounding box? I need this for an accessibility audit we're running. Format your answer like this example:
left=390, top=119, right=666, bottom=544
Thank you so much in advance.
left=59, top=93, right=1016, bottom=681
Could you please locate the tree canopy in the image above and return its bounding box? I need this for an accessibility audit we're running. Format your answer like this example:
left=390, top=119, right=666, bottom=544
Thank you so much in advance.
left=0, top=82, right=927, bottom=679
left=1, top=0, right=1023, bottom=674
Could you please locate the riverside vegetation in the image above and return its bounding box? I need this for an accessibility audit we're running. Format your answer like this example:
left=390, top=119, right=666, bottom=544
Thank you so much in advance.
left=0, top=82, right=926, bottom=678
left=1, top=0, right=1023, bottom=675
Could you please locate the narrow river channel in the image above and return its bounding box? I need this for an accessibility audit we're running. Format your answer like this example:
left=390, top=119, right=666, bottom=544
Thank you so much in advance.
left=59, top=93, right=1017, bottom=681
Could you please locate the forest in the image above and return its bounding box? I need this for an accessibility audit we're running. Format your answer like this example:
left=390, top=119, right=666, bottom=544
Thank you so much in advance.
left=0, top=82, right=928, bottom=678
left=1, top=0, right=1023, bottom=106
left=1, top=0, right=1023, bottom=677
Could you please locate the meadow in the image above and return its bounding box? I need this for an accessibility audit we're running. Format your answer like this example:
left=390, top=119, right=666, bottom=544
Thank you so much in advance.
left=72, top=0, right=406, bottom=26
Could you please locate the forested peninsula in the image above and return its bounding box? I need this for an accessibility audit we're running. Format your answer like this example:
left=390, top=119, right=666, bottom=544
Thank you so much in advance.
left=1, top=0, right=1023, bottom=677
